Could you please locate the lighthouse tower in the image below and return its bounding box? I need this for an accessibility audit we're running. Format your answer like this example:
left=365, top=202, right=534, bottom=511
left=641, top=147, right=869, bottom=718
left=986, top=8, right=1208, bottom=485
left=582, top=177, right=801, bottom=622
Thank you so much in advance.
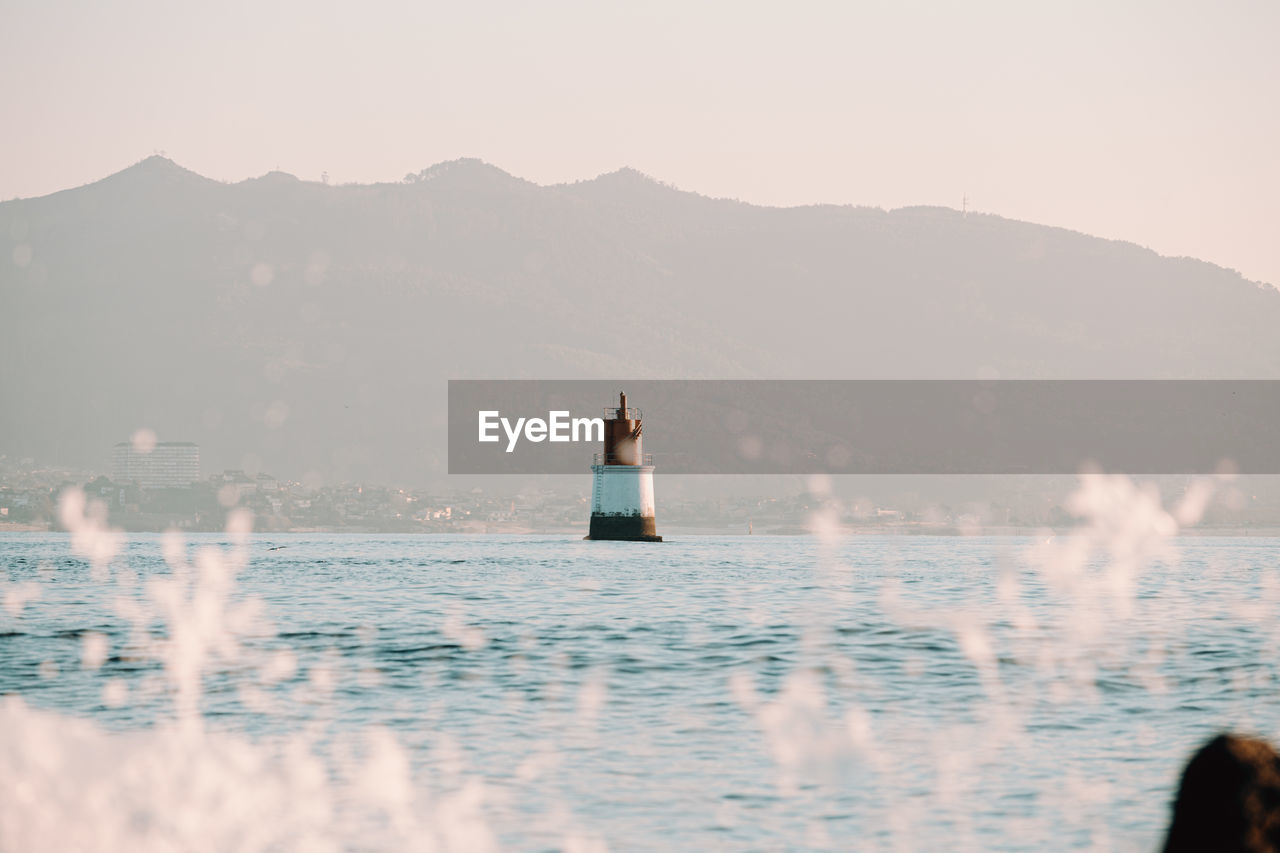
left=588, top=392, right=662, bottom=541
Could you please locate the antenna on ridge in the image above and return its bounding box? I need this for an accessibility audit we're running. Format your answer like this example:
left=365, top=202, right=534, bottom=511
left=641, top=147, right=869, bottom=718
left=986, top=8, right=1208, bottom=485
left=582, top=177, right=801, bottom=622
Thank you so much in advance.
left=962, top=194, right=969, bottom=215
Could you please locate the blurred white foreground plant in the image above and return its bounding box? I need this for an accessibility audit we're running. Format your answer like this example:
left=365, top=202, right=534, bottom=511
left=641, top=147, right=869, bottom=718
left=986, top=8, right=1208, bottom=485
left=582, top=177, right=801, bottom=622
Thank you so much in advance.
left=0, top=488, right=497, bottom=853
left=734, top=473, right=1231, bottom=848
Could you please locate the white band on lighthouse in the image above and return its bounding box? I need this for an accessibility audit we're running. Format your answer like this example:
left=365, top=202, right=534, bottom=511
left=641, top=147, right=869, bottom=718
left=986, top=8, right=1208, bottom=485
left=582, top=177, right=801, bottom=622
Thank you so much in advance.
left=590, top=465, right=656, bottom=517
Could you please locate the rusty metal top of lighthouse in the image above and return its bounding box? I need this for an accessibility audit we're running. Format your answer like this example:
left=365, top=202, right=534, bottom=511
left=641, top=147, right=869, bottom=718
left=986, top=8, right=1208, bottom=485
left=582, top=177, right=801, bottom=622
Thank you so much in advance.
left=603, top=391, right=641, bottom=421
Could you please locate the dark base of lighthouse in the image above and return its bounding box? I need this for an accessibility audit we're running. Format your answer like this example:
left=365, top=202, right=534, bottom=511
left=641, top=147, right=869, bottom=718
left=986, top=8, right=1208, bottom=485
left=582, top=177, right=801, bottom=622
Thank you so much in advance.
left=587, top=514, right=662, bottom=542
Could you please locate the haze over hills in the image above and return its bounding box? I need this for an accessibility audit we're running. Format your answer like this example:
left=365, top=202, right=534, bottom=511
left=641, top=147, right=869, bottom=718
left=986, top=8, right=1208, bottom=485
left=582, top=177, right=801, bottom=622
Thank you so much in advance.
left=2, top=156, right=1278, bottom=485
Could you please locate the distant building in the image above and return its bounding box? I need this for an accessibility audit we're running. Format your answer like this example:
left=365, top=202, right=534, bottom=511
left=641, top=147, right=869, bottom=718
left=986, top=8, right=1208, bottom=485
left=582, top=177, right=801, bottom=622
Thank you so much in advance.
left=112, top=442, right=200, bottom=489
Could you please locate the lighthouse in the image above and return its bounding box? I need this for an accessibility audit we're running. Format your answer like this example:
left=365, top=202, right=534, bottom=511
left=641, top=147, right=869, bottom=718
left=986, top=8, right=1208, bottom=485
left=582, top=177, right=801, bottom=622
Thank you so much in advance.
left=587, top=392, right=662, bottom=541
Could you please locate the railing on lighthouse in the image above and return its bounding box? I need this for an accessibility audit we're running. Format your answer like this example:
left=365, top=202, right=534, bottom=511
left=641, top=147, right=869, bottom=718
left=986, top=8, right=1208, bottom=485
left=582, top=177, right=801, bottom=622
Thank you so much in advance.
left=593, top=453, right=654, bottom=465
left=601, top=391, right=644, bottom=466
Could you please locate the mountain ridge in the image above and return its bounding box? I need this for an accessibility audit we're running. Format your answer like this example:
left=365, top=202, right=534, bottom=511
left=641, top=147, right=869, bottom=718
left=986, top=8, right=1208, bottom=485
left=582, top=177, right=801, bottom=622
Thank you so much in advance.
left=8, top=156, right=1274, bottom=292
left=3, top=155, right=1278, bottom=482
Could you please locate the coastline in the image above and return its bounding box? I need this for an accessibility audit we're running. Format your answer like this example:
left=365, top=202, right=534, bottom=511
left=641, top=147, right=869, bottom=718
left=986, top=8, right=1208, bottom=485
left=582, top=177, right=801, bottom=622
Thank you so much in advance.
left=7, top=521, right=1280, bottom=537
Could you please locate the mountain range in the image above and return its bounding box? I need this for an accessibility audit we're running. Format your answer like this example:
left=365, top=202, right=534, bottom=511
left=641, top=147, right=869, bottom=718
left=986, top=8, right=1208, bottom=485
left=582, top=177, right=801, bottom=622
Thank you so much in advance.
left=3, top=156, right=1277, bottom=484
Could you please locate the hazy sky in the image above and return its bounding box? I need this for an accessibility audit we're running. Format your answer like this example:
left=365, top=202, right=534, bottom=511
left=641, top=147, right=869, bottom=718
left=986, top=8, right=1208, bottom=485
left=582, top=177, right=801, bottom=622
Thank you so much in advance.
left=3, top=0, right=1278, bottom=286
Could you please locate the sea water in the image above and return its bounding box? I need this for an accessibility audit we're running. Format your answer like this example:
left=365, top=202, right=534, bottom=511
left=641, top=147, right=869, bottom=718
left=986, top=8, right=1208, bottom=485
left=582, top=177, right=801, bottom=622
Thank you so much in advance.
left=2, top=483, right=1279, bottom=850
